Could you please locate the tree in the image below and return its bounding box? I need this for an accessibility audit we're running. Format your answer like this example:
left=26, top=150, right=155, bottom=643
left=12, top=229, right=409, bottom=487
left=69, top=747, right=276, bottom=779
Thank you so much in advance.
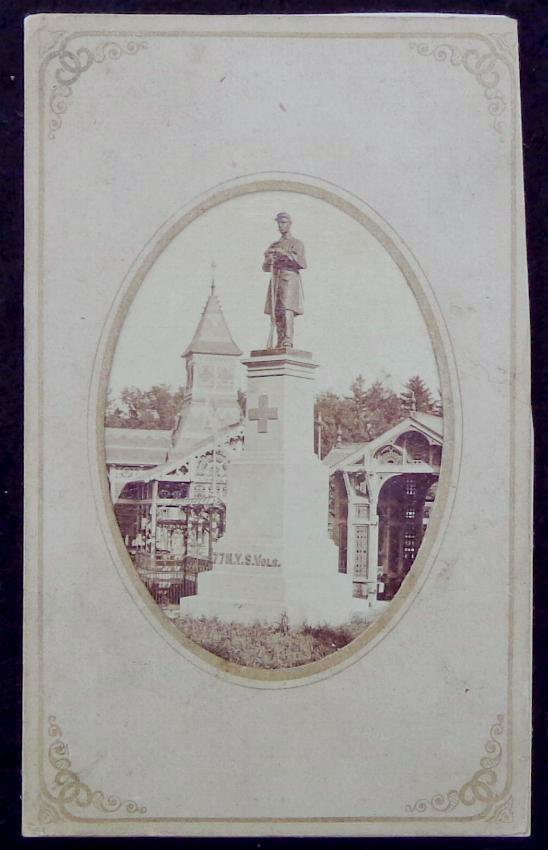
left=432, top=389, right=443, bottom=417
left=350, top=373, right=368, bottom=432
left=145, top=385, right=185, bottom=429
left=105, top=384, right=185, bottom=430
left=315, top=377, right=405, bottom=457
left=400, top=376, right=435, bottom=415
left=314, top=391, right=359, bottom=457
left=105, top=388, right=128, bottom=427
left=360, top=380, right=403, bottom=438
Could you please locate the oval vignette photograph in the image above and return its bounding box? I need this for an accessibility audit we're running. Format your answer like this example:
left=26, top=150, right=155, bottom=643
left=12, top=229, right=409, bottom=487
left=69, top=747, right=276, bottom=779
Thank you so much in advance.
left=104, top=189, right=444, bottom=672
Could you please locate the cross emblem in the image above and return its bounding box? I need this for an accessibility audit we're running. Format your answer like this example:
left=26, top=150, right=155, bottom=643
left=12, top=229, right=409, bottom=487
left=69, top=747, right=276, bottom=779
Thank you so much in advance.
left=248, top=394, right=279, bottom=433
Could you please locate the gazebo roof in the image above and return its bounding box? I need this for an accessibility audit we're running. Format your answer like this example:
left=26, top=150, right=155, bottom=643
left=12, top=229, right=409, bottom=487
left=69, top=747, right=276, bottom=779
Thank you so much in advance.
left=123, top=421, right=245, bottom=483
left=323, top=413, right=443, bottom=469
left=182, top=287, right=242, bottom=357
left=410, top=410, right=444, bottom=436
left=105, top=427, right=172, bottom=466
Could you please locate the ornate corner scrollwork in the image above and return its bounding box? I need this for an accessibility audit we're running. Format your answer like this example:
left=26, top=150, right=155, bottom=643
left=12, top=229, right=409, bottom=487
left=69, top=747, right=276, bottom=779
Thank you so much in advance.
left=23, top=793, right=64, bottom=834
left=43, top=34, right=147, bottom=139
left=487, top=794, right=513, bottom=823
left=38, top=27, right=68, bottom=58
left=406, top=714, right=507, bottom=818
left=38, top=793, right=64, bottom=823
left=409, top=41, right=508, bottom=134
left=488, top=32, right=517, bottom=56
left=43, top=715, right=147, bottom=819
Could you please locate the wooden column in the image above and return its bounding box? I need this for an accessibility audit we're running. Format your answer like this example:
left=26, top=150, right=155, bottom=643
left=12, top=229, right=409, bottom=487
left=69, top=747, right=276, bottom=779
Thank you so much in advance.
left=341, top=472, right=353, bottom=575
left=109, top=470, right=117, bottom=504
left=366, top=491, right=380, bottom=599
left=183, top=509, right=189, bottom=560
left=150, top=480, right=158, bottom=559
left=385, top=507, right=392, bottom=575
left=208, top=508, right=213, bottom=565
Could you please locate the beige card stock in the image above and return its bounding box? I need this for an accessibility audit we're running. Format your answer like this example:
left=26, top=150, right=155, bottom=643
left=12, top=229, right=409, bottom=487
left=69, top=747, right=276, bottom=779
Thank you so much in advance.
left=23, top=14, right=531, bottom=837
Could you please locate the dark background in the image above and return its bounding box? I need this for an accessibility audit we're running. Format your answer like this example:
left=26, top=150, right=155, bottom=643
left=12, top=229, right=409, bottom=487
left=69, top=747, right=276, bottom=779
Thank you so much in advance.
left=1, top=0, right=546, bottom=847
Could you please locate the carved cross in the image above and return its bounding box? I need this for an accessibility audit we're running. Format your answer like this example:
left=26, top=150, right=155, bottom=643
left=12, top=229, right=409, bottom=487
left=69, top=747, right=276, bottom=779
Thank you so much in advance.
left=248, top=394, right=278, bottom=433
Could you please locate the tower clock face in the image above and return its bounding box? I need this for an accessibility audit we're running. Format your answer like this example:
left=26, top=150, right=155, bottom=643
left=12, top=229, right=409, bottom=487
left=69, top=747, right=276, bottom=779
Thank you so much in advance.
left=198, top=363, right=214, bottom=386
left=218, top=366, right=233, bottom=387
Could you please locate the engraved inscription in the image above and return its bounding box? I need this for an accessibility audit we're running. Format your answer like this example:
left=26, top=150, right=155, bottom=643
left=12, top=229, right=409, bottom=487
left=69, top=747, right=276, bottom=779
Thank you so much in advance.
left=212, top=552, right=281, bottom=568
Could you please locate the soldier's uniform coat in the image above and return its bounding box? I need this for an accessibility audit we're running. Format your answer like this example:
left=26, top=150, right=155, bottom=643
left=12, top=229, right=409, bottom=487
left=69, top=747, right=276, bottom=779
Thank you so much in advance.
left=262, top=235, right=306, bottom=316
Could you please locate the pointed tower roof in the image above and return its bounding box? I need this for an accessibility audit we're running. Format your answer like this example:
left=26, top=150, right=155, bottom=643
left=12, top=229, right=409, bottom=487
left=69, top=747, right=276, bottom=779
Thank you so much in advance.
left=182, top=275, right=242, bottom=357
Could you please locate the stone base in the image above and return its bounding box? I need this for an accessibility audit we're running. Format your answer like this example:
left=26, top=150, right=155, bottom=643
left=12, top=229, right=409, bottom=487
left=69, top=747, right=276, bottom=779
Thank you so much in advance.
left=250, top=348, right=312, bottom=359
left=369, top=598, right=390, bottom=617
left=181, top=347, right=356, bottom=629
left=180, top=566, right=354, bottom=627
left=350, top=596, right=370, bottom=618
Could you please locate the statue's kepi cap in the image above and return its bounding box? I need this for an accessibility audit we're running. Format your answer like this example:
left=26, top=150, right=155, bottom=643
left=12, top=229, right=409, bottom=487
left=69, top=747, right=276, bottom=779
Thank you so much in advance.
left=275, top=212, right=291, bottom=222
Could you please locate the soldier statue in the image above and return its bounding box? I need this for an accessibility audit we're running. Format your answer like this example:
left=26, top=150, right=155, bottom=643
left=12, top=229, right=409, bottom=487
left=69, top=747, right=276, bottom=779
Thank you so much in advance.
left=262, top=212, right=306, bottom=348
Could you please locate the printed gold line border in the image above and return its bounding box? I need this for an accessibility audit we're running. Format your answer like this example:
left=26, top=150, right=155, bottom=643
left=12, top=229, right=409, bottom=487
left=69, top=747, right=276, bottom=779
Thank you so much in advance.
left=31, top=25, right=522, bottom=828
left=39, top=28, right=514, bottom=41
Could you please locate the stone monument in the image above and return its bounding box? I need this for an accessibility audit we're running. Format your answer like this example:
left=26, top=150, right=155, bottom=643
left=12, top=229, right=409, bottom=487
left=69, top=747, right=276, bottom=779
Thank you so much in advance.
left=180, top=216, right=354, bottom=626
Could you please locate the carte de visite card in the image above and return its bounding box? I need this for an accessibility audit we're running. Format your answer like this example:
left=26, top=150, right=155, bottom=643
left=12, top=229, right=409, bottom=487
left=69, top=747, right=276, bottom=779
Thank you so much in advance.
left=23, top=13, right=531, bottom=837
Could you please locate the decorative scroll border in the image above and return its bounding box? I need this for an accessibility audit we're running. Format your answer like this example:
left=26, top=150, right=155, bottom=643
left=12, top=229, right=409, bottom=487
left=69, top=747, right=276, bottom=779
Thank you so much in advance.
left=37, top=27, right=147, bottom=138
left=32, top=716, right=147, bottom=827
left=28, top=23, right=523, bottom=831
left=409, top=32, right=516, bottom=135
left=406, top=715, right=510, bottom=820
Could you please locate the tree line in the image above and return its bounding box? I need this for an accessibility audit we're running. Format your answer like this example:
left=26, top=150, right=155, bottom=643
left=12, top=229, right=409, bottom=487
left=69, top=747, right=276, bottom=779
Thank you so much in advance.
left=314, top=375, right=441, bottom=456
left=106, top=375, right=441, bottom=456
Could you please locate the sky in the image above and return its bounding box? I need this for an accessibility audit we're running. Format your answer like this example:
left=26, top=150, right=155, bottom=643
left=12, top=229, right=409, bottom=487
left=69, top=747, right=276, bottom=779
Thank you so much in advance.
left=108, top=191, right=440, bottom=400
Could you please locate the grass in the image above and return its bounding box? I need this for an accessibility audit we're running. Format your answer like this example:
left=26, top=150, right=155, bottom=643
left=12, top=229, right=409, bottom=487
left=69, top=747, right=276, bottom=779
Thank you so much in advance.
left=172, top=614, right=369, bottom=669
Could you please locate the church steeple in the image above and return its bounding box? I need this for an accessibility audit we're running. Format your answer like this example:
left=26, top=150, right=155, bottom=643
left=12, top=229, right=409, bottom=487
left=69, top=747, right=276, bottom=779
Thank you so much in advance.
left=182, top=269, right=242, bottom=358
left=168, top=271, right=243, bottom=461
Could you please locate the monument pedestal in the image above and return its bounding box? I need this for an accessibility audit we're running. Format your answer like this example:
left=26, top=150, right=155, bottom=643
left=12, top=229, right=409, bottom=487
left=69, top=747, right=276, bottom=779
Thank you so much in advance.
left=181, top=348, right=354, bottom=627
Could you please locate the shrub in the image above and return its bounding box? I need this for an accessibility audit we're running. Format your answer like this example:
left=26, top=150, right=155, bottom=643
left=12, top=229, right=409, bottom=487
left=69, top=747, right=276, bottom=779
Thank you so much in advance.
left=174, top=615, right=368, bottom=669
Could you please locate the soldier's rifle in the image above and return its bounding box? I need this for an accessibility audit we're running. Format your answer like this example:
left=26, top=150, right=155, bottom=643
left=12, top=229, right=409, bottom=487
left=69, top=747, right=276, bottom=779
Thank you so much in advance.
left=266, top=249, right=278, bottom=349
